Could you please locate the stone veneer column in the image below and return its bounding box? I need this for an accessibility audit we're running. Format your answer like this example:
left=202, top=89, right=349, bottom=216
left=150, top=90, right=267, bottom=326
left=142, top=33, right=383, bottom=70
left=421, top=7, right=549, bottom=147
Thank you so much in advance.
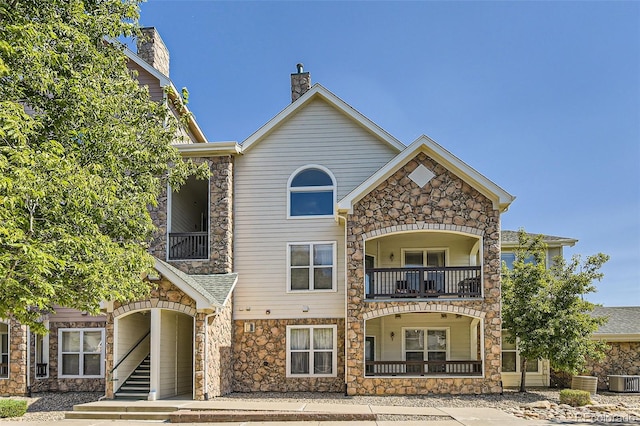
left=344, top=153, right=503, bottom=395
left=0, top=320, right=28, bottom=396
left=291, top=63, right=311, bottom=102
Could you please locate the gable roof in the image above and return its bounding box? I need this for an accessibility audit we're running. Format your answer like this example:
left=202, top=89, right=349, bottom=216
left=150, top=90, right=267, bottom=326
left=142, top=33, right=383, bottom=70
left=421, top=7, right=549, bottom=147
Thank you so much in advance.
left=337, top=135, right=515, bottom=213
left=502, top=230, right=578, bottom=248
left=591, top=306, right=640, bottom=341
left=154, top=258, right=237, bottom=312
left=240, top=84, right=406, bottom=153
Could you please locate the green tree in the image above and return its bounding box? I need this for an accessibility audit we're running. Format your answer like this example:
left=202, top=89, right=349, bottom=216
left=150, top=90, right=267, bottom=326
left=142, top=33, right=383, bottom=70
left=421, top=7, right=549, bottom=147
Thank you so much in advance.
left=501, top=230, right=608, bottom=392
left=0, top=0, right=205, bottom=332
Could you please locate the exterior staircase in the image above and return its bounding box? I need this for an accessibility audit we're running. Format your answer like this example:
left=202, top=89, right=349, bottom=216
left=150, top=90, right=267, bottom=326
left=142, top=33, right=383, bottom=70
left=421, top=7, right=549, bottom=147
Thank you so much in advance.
left=114, top=355, right=150, bottom=400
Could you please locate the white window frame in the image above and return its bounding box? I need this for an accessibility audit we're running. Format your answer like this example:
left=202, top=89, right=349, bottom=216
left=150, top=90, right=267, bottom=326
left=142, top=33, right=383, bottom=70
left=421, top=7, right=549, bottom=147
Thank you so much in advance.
left=501, top=330, right=541, bottom=374
left=0, top=321, right=9, bottom=379
left=287, top=165, right=336, bottom=219
left=402, top=327, right=450, bottom=374
left=286, top=325, right=337, bottom=378
left=401, top=248, right=449, bottom=267
left=58, top=328, right=105, bottom=379
left=287, top=241, right=337, bottom=292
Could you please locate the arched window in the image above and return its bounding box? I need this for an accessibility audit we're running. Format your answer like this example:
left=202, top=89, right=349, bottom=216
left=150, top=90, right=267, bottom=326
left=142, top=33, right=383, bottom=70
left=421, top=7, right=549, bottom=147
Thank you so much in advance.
left=288, top=166, right=336, bottom=218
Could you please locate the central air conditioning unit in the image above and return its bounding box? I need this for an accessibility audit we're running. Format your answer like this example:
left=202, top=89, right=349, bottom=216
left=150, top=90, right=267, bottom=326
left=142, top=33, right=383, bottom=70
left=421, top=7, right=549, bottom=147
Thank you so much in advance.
left=609, top=375, right=640, bottom=393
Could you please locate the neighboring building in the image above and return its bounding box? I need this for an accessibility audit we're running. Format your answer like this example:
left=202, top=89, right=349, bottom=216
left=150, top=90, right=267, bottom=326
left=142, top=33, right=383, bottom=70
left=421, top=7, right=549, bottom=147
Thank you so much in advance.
left=550, top=306, right=640, bottom=390
left=499, top=231, right=577, bottom=389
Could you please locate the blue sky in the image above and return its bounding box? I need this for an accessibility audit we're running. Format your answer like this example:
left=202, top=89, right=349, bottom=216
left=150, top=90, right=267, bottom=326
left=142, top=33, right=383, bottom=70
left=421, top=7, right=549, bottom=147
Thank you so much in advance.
left=135, top=1, right=639, bottom=306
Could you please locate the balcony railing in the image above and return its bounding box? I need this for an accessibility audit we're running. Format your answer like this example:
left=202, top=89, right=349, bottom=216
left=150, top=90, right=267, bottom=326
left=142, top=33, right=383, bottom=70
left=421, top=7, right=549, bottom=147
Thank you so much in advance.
left=36, top=363, right=48, bottom=377
left=365, top=266, right=481, bottom=299
left=168, top=232, right=208, bottom=260
left=365, top=360, right=482, bottom=376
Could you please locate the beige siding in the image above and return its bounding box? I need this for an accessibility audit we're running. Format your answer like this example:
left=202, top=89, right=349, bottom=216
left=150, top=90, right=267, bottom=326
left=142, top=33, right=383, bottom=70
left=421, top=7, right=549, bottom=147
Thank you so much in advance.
left=365, top=233, right=479, bottom=268
left=127, top=62, right=164, bottom=102
left=234, top=98, right=400, bottom=320
left=48, top=306, right=106, bottom=323
left=365, top=314, right=474, bottom=361
left=115, top=312, right=150, bottom=386
left=159, top=310, right=177, bottom=399
left=176, top=314, right=193, bottom=396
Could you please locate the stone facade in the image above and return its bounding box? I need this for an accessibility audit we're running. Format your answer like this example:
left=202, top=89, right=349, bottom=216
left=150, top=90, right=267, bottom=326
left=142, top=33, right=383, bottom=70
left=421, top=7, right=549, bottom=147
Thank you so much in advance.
left=149, top=156, right=234, bottom=275
left=137, top=27, right=170, bottom=77
left=195, top=299, right=233, bottom=400
left=345, top=152, right=503, bottom=395
left=30, top=320, right=106, bottom=393
left=233, top=319, right=345, bottom=393
left=551, top=341, right=640, bottom=390
left=0, top=319, right=28, bottom=396
left=291, top=64, right=311, bottom=102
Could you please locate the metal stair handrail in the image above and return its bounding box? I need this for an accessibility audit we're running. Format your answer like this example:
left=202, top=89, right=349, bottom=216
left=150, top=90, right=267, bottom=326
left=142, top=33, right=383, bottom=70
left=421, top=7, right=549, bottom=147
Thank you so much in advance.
left=110, top=330, right=150, bottom=374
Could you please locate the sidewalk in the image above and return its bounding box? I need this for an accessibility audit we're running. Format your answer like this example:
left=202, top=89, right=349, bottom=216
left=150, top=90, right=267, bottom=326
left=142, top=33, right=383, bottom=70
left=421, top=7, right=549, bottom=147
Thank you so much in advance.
left=2, top=398, right=583, bottom=426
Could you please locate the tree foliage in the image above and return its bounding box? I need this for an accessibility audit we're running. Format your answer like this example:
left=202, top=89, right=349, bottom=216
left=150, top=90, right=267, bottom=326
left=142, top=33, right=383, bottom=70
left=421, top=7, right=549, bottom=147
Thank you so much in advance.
left=0, top=0, right=205, bottom=332
left=501, top=229, right=609, bottom=391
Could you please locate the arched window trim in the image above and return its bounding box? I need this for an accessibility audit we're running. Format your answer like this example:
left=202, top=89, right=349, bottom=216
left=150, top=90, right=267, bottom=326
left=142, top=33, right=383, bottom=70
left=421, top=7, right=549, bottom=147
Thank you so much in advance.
left=287, top=165, right=337, bottom=219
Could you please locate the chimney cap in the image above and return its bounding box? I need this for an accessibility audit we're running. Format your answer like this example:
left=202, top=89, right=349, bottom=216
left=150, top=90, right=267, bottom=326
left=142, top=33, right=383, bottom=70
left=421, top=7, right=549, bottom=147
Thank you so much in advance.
left=296, top=63, right=304, bottom=73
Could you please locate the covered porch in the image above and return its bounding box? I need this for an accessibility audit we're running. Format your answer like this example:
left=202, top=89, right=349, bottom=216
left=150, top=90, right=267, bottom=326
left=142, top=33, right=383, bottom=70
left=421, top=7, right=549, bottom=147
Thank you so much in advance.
left=364, top=312, right=483, bottom=377
left=365, top=231, right=482, bottom=300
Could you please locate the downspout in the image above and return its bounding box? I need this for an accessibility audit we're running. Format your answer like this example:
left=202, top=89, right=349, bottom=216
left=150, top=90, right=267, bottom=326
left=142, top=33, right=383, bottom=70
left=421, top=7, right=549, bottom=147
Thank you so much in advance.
left=337, top=213, right=348, bottom=395
left=202, top=310, right=217, bottom=401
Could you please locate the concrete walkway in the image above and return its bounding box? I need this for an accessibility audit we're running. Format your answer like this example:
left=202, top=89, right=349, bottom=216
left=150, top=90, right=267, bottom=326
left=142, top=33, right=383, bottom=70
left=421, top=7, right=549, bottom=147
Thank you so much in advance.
left=4, top=399, right=597, bottom=425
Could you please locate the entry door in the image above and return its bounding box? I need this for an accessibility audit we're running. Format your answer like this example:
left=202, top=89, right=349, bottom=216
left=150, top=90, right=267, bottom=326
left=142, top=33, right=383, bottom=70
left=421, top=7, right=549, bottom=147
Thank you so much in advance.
left=365, top=336, right=375, bottom=374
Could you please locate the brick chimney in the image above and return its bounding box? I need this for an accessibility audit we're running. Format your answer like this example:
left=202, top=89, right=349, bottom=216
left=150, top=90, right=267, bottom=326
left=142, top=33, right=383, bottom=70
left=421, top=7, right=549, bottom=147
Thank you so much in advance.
left=291, top=63, right=311, bottom=102
left=137, top=27, right=170, bottom=77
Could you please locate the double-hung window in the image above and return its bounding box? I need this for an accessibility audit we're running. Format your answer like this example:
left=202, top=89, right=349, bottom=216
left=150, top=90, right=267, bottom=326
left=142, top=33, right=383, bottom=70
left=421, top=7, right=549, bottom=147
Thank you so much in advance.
left=286, top=325, right=337, bottom=377
left=59, top=328, right=105, bottom=378
left=288, top=242, right=336, bottom=291
left=501, top=330, right=540, bottom=373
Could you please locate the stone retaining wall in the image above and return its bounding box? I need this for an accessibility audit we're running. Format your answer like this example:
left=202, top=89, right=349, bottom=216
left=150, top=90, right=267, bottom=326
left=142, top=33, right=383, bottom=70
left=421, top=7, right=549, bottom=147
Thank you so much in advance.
left=345, top=152, right=503, bottom=395
left=233, top=319, right=345, bottom=392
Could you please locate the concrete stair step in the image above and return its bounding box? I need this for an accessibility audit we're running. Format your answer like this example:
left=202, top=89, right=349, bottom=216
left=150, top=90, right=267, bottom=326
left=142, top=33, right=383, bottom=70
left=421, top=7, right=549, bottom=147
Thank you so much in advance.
left=169, top=409, right=377, bottom=423
left=65, top=411, right=172, bottom=420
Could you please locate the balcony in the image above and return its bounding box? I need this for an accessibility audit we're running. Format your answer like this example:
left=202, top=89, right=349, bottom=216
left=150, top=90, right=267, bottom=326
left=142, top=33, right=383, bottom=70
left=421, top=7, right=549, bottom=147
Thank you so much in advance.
left=365, top=266, right=481, bottom=299
left=366, top=360, right=482, bottom=376
left=168, top=232, right=208, bottom=260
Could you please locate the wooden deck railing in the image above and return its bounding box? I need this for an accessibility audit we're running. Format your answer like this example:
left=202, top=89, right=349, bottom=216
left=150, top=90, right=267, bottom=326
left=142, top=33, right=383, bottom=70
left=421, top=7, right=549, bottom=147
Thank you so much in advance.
left=168, top=232, right=208, bottom=260
left=365, top=266, right=481, bottom=299
left=365, top=360, right=482, bottom=376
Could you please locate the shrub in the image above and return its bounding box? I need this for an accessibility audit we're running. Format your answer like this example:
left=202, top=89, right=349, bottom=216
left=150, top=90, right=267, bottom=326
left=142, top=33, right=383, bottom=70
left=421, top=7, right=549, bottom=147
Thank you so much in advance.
left=0, top=399, right=28, bottom=418
left=559, top=389, right=591, bottom=407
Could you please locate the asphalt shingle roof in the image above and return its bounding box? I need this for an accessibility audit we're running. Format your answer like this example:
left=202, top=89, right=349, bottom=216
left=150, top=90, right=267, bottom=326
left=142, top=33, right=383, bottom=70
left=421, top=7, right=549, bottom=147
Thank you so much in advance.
left=155, top=258, right=237, bottom=307
left=591, top=306, right=640, bottom=335
left=501, top=230, right=577, bottom=246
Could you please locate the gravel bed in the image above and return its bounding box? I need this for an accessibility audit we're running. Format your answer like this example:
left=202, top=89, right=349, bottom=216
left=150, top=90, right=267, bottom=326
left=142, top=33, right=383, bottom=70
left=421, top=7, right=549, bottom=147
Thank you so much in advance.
left=0, top=389, right=638, bottom=422
left=0, top=392, right=103, bottom=422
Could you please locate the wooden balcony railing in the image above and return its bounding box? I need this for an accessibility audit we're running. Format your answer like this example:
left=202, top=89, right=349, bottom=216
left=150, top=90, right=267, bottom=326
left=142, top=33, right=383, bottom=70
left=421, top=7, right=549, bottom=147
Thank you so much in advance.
left=168, top=232, right=208, bottom=260
left=365, top=360, right=482, bottom=376
left=36, top=363, right=48, bottom=377
left=365, top=266, right=481, bottom=299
